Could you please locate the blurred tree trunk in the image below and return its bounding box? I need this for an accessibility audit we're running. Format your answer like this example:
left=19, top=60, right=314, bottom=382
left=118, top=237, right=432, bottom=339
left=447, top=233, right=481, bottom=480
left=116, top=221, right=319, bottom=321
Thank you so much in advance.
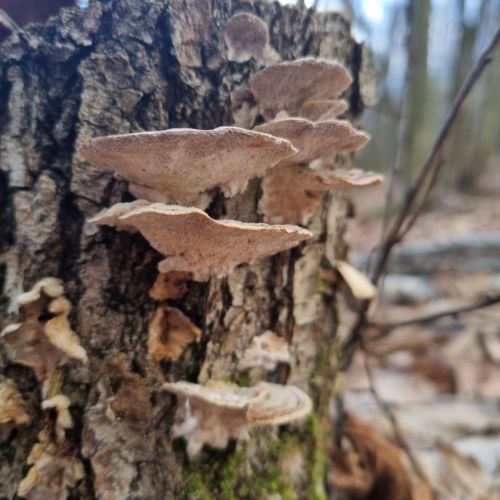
left=0, top=0, right=368, bottom=498
left=400, top=0, right=430, bottom=184
left=448, top=0, right=498, bottom=188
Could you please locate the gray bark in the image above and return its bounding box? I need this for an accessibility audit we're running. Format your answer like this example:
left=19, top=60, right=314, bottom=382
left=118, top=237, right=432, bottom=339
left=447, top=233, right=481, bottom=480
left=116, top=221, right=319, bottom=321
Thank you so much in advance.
left=0, top=1, right=366, bottom=498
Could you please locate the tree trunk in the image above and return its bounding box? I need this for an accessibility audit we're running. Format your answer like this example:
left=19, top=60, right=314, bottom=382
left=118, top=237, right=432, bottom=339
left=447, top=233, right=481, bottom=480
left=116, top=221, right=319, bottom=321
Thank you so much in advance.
left=0, top=1, right=366, bottom=498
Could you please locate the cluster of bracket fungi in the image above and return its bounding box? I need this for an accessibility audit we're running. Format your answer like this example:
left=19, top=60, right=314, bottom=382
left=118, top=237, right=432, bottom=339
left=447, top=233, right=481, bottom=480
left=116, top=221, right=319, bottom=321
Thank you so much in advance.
left=0, top=11, right=384, bottom=495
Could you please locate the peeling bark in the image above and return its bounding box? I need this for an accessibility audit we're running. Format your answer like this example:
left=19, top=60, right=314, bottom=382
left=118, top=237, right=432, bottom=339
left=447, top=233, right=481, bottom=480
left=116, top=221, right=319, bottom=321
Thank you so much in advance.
left=0, top=0, right=367, bottom=498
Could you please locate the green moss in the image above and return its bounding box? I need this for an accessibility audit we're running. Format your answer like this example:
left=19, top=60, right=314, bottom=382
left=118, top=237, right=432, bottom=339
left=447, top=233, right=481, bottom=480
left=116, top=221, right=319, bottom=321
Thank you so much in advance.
left=232, top=370, right=251, bottom=388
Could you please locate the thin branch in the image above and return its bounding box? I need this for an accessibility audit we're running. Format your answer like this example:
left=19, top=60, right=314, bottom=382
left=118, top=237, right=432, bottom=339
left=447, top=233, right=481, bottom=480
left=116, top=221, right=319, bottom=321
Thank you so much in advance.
left=371, top=293, right=500, bottom=336
left=0, top=9, right=20, bottom=32
left=340, top=25, right=500, bottom=364
left=362, top=350, right=428, bottom=482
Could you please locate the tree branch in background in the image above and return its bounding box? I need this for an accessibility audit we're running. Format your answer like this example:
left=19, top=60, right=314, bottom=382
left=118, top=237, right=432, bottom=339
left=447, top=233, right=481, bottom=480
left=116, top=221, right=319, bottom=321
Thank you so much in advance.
left=0, top=9, right=20, bottom=32
left=371, top=293, right=500, bottom=337
left=362, top=350, right=428, bottom=483
left=340, top=25, right=500, bottom=365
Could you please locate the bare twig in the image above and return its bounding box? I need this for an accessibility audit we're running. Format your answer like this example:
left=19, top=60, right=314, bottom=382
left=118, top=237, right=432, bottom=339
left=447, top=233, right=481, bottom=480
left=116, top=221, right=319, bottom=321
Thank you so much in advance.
left=0, top=9, right=20, bottom=32
left=362, top=350, right=428, bottom=482
left=371, top=293, right=500, bottom=336
left=340, top=26, right=500, bottom=364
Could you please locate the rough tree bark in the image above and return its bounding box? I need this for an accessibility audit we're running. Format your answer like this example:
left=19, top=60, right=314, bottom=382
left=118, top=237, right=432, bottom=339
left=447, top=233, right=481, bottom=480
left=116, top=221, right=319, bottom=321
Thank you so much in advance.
left=0, top=1, right=368, bottom=498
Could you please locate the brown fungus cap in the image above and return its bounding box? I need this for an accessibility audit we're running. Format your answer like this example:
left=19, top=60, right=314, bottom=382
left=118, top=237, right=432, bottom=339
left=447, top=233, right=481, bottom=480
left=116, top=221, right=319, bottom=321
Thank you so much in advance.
left=18, top=434, right=84, bottom=499
left=79, top=127, right=297, bottom=207
left=254, top=118, right=369, bottom=166
left=1, top=278, right=88, bottom=382
left=90, top=202, right=312, bottom=281
left=260, top=166, right=384, bottom=224
left=0, top=378, right=30, bottom=441
left=250, top=58, right=352, bottom=118
left=148, top=306, right=201, bottom=362
left=299, top=99, right=348, bottom=121
left=224, top=12, right=279, bottom=63
left=164, top=381, right=312, bottom=457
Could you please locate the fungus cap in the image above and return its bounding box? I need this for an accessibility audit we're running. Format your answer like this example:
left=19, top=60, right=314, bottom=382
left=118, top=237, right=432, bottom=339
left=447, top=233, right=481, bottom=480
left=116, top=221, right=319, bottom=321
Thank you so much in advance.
left=260, top=166, right=384, bottom=224
left=335, top=260, right=377, bottom=300
left=224, top=12, right=279, bottom=63
left=90, top=202, right=312, bottom=281
left=164, top=381, right=312, bottom=424
left=239, top=331, right=291, bottom=370
left=250, top=58, right=352, bottom=118
left=299, top=99, right=348, bottom=121
left=79, top=127, right=297, bottom=207
left=254, top=118, right=369, bottom=166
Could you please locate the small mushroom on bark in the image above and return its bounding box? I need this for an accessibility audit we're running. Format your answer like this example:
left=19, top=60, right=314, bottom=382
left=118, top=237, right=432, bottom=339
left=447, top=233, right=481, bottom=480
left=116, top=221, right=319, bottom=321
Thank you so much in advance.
left=149, top=271, right=192, bottom=301
left=250, top=58, right=352, bottom=119
left=239, top=331, right=291, bottom=370
left=1, top=278, right=88, bottom=384
left=17, top=433, right=84, bottom=499
left=335, top=260, right=377, bottom=300
left=254, top=118, right=369, bottom=167
left=90, top=202, right=312, bottom=281
left=224, top=12, right=279, bottom=63
left=0, top=378, right=30, bottom=441
left=79, top=127, right=297, bottom=207
left=41, top=395, right=73, bottom=442
left=148, top=306, right=201, bottom=362
left=164, top=381, right=312, bottom=458
left=259, top=166, right=384, bottom=224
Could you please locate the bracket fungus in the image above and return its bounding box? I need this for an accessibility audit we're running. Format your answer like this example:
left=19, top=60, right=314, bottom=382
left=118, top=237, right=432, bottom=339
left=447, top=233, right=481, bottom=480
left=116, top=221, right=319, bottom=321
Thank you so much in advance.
left=0, top=378, right=30, bottom=441
left=249, top=58, right=352, bottom=118
left=79, top=126, right=297, bottom=207
left=259, top=166, right=384, bottom=224
left=224, top=12, right=279, bottom=64
left=254, top=118, right=369, bottom=166
left=149, top=271, right=192, bottom=301
left=18, top=433, right=85, bottom=499
left=335, top=260, right=378, bottom=300
left=148, top=306, right=201, bottom=362
left=90, top=202, right=312, bottom=280
left=299, top=99, right=348, bottom=121
left=1, top=278, right=88, bottom=383
left=239, top=331, right=291, bottom=370
left=42, top=394, right=74, bottom=442
left=164, top=381, right=312, bottom=458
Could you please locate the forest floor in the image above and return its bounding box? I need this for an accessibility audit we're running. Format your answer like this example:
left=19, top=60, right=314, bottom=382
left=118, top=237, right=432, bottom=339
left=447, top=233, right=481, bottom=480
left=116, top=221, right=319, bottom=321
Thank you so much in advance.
left=338, top=162, right=500, bottom=498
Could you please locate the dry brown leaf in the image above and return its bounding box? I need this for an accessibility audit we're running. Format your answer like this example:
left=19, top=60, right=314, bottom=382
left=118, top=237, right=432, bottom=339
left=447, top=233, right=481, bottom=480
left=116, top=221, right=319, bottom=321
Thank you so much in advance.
left=330, top=413, right=414, bottom=500
left=148, top=307, right=201, bottom=362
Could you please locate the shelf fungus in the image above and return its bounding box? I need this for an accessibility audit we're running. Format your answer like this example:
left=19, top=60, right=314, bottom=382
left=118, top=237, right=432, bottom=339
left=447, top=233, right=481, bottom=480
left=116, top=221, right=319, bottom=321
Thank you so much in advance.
left=335, top=260, right=378, bottom=300
left=259, top=166, right=384, bottom=224
left=239, top=331, right=291, bottom=370
left=164, top=381, right=312, bottom=458
left=42, top=395, right=74, bottom=442
left=0, top=378, right=30, bottom=441
left=148, top=306, right=201, bottom=362
left=1, top=278, right=88, bottom=383
left=90, top=202, right=312, bottom=281
left=149, top=271, right=192, bottom=301
left=17, top=433, right=84, bottom=499
left=224, top=12, right=279, bottom=64
left=254, top=118, right=369, bottom=167
left=299, top=99, right=348, bottom=121
left=79, top=126, right=297, bottom=207
left=250, top=58, right=352, bottom=118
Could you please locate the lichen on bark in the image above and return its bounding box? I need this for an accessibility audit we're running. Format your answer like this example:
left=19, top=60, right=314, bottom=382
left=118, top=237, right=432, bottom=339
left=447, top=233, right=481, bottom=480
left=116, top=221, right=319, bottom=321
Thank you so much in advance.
left=0, top=0, right=367, bottom=498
